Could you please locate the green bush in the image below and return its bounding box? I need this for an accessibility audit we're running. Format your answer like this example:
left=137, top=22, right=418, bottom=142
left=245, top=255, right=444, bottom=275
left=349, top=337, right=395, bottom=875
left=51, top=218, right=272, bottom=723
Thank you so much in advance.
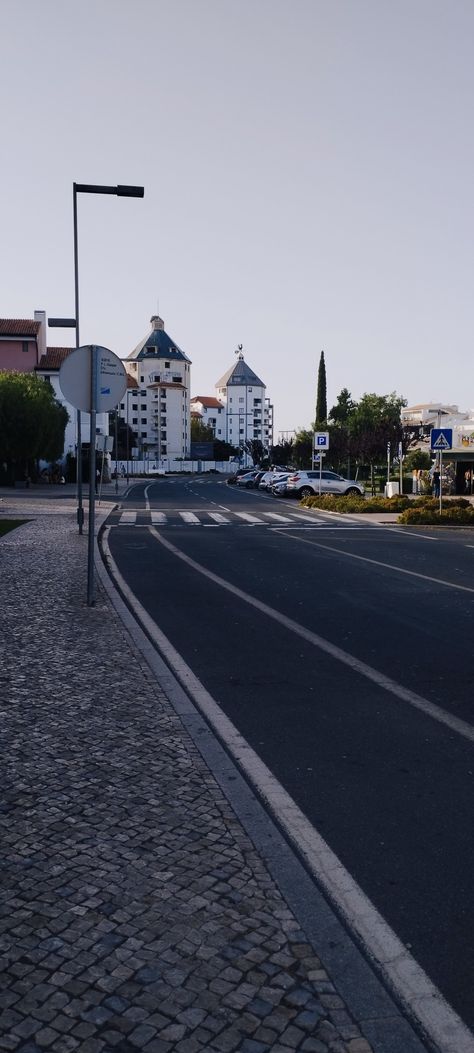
left=302, top=494, right=409, bottom=513
left=398, top=506, right=474, bottom=525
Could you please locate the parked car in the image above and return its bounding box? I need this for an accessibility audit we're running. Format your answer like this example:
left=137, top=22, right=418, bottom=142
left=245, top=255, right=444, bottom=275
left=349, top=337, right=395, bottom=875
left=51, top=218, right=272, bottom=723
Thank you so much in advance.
left=258, top=470, right=290, bottom=492
left=271, top=473, right=292, bottom=496
left=286, top=470, right=365, bottom=498
left=236, top=471, right=259, bottom=488
left=228, top=466, right=258, bottom=485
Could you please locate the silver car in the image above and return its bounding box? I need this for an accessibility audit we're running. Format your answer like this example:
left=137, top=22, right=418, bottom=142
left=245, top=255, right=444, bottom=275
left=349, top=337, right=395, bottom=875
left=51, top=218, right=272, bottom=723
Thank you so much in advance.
left=286, top=470, right=365, bottom=498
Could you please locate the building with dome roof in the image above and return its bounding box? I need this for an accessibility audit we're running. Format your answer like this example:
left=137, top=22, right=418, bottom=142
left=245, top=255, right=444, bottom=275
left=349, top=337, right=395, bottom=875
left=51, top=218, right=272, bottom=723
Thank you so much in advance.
left=120, top=314, right=191, bottom=463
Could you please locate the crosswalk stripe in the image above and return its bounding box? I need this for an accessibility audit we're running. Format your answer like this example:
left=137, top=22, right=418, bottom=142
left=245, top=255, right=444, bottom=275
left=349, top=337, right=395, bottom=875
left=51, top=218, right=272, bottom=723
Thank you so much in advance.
left=291, top=513, right=325, bottom=523
left=235, top=512, right=263, bottom=523
left=208, top=512, right=231, bottom=523
left=179, top=511, right=200, bottom=524
left=120, top=511, right=137, bottom=524
left=151, top=512, right=167, bottom=524
left=265, top=513, right=294, bottom=523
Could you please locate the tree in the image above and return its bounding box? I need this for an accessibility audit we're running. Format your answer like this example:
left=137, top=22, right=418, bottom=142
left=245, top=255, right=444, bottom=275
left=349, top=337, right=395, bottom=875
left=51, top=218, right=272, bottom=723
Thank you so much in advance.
left=403, top=449, right=432, bottom=471
left=293, top=428, right=314, bottom=468
left=242, top=439, right=265, bottom=466
left=328, top=388, right=356, bottom=426
left=213, top=438, right=238, bottom=461
left=270, top=439, right=294, bottom=467
left=109, top=410, right=137, bottom=459
left=191, top=418, right=214, bottom=442
left=315, top=351, right=327, bottom=427
left=0, top=372, right=68, bottom=484
left=349, top=392, right=406, bottom=491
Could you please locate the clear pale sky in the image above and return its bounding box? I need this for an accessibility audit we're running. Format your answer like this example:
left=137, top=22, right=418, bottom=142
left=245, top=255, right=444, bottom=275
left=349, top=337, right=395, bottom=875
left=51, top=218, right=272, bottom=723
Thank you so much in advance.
left=2, top=0, right=474, bottom=438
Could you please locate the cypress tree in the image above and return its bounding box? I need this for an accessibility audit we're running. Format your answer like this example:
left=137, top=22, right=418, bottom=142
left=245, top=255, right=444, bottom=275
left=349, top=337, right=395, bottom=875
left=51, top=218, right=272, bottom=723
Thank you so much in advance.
left=315, top=350, right=327, bottom=426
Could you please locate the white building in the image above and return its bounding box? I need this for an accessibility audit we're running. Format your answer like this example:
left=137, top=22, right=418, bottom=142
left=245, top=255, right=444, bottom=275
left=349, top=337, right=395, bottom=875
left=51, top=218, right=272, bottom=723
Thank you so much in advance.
left=191, top=348, right=273, bottom=463
left=35, top=347, right=110, bottom=465
left=190, top=396, right=226, bottom=438
left=121, top=315, right=191, bottom=463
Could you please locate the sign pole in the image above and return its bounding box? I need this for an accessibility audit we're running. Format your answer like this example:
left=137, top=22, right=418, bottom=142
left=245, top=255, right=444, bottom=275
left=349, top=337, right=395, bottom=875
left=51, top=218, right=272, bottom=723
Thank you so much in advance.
left=319, top=453, right=323, bottom=495
left=87, top=346, right=98, bottom=607
left=439, top=451, right=443, bottom=516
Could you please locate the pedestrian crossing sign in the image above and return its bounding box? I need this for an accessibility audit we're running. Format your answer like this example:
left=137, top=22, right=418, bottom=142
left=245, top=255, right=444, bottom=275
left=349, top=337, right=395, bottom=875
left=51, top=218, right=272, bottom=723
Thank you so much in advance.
left=430, top=428, right=452, bottom=451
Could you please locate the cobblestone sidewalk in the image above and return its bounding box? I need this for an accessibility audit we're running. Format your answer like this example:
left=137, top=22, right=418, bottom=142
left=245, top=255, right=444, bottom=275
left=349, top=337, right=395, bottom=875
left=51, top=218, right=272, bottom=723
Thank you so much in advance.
left=1, top=509, right=373, bottom=1053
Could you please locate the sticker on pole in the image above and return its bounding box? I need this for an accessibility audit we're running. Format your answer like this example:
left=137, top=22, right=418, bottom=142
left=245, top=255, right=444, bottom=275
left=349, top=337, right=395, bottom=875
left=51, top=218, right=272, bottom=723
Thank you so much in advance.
left=59, top=345, right=127, bottom=413
left=430, top=428, right=452, bottom=451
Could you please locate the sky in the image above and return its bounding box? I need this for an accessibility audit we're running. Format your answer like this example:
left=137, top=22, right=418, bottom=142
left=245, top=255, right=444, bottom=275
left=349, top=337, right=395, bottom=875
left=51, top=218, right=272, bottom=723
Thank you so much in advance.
left=2, top=0, right=474, bottom=439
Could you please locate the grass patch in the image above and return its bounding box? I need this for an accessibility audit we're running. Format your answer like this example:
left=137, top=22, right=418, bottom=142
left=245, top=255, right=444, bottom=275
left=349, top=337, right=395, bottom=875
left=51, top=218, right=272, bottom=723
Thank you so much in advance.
left=0, top=519, right=28, bottom=537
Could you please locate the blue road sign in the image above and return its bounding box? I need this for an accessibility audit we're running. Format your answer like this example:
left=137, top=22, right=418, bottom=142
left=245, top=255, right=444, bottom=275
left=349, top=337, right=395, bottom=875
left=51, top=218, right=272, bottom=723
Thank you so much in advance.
left=430, top=428, right=452, bottom=451
left=314, top=431, right=329, bottom=449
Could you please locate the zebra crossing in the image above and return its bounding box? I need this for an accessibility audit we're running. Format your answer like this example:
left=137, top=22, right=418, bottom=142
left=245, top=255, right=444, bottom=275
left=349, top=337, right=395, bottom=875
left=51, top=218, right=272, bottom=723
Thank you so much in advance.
left=111, top=508, right=356, bottom=529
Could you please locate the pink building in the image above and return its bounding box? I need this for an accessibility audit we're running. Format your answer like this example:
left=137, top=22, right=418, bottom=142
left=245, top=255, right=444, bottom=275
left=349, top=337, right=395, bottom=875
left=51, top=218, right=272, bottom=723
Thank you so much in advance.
left=0, top=311, right=46, bottom=372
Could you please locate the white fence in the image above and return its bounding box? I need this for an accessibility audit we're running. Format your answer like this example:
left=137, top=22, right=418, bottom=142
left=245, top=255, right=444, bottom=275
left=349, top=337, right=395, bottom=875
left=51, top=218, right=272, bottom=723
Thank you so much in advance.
left=115, top=459, right=238, bottom=476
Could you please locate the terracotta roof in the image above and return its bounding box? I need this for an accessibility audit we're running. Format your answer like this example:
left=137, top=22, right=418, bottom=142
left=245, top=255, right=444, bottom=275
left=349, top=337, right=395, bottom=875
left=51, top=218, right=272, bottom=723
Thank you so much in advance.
left=37, top=348, right=73, bottom=370
left=191, top=396, right=223, bottom=409
left=0, top=319, right=41, bottom=337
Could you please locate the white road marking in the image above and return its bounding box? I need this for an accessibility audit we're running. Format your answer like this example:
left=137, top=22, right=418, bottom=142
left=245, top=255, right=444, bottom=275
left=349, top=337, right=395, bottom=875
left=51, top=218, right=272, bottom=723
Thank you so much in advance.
left=265, top=512, right=294, bottom=523
left=149, top=528, right=474, bottom=745
left=151, top=512, right=167, bottom=524
left=119, top=511, right=137, bottom=524
left=208, top=512, right=231, bottom=524
left=279, top=533, right=474, bottom=594
left=103, top=527, right=474, bottom=1053
left=179, top=511, right=200, bottom=524
left=235, top=512, right=264, bottom=523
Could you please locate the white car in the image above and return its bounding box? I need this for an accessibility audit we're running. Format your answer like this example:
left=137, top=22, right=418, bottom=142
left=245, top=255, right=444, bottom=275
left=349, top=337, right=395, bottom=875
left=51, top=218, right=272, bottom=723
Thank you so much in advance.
left=286, top=470, right=365, bottom=498
left=258, top=470, right=291, bottom=492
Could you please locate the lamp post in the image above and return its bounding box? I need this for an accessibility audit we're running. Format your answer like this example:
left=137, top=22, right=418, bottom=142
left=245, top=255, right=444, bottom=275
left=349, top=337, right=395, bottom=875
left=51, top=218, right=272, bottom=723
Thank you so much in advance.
left=73, top=183, right=144, bottom=532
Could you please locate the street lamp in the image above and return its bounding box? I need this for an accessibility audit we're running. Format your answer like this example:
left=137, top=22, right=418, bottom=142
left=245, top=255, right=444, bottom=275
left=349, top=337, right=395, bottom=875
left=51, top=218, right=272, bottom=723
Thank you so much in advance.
left=73, top=182, right=144, bottom=532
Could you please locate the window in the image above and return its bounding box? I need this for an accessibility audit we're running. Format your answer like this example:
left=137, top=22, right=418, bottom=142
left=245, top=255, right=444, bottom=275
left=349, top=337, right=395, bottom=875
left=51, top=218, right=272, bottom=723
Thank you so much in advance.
left=161, top=445, right=167, bottom=453
left=132, top=417, right=138, bottom=424
left=140, top=376, right=144, bottom=383
left=141, top=403, right=147, bottom=410
left=218, top=429, right=222, bottom=435
left=141, top=418, right=147, bottom=424
left=248, top=387, right=252, bottom=392
left=22, top=341, right=29, bottom=353
left=165, top=361, right=170, bottom=368
left=239, top=428, right=244, bottom=435
left=239, top=397, right=244, bottom=403
left=44, top=376, right=51, bottom=385
left=229, top=397, right=233, bottom=403
left=141, top=431, right=147, bottom=438
left=132, top=403, right=138, bottom=410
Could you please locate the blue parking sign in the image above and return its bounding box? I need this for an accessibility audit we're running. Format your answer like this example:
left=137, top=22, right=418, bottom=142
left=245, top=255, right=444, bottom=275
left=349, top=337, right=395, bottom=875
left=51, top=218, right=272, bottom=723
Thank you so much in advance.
left=314, top=431, right=329, bottom=450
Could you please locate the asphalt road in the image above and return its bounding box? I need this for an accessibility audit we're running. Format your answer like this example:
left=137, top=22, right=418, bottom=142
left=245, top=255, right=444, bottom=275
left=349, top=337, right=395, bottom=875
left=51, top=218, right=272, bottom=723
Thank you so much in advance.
left=105, top=474, right=474, bottom=1035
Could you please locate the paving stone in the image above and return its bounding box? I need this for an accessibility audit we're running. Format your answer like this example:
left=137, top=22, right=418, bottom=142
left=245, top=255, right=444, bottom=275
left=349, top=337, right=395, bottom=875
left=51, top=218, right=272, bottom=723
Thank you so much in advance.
left=0, top=505, right=376, bottom=1053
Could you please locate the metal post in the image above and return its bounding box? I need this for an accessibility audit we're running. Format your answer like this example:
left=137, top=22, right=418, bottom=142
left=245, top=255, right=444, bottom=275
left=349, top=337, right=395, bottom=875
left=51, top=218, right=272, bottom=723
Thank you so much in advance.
left=387, top=442, right=391, bottom=485
left=114, top=407, right=119, bottom=495
left=126, top=392, right=130, bottom=483
left=439, top=451, right=443, bottom=516
left=73, top=185, right=84, bottom=534
left=87, top=346, right=98, bottom=606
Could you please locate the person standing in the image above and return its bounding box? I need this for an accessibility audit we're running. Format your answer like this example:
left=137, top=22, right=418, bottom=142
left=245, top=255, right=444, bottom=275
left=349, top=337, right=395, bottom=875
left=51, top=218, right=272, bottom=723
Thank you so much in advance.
left=432, top=467, right=440, bottom=498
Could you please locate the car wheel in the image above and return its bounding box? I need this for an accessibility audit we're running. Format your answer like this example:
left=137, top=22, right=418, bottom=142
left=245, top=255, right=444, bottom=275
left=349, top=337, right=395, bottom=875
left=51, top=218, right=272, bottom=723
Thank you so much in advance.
left=345, top=487, right=360, bottom=496
left=299, top=486, right=314, bottom=498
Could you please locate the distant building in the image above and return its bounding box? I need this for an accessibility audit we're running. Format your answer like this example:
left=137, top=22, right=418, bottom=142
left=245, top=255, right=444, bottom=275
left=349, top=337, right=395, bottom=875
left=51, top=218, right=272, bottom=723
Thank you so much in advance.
left=122, top=315, right=191, bottom=463
left=0, top=311, right=46, bottom=372
left=191, top=347, right=273, bottom=464
left=189, top=396, right=226, bottom=439
left=402, top=401, right=474, bottom=494
left=0, top=311, right=109, bottom=465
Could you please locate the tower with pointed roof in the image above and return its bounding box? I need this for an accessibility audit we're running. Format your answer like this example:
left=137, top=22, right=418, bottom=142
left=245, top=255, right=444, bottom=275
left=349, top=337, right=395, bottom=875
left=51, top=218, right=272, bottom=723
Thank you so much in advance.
left=121, top=314, right=191, bottom=463
left=214, top=346, right=273, bottom=459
